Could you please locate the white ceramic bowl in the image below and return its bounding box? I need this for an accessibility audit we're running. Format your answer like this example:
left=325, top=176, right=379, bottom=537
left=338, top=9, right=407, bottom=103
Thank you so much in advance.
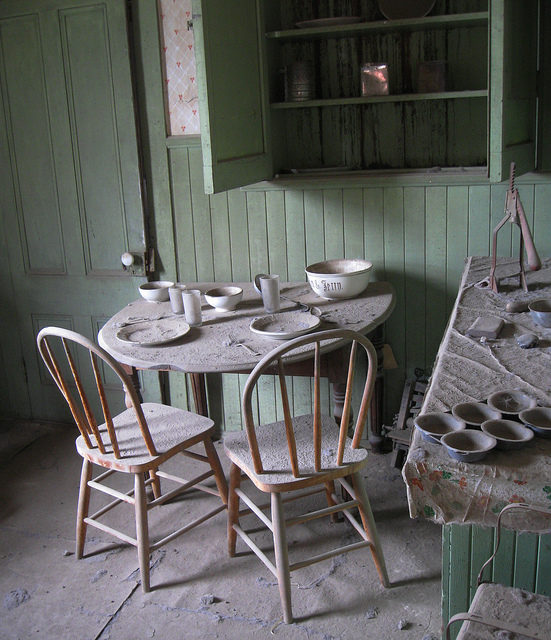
left=414, top=412, right=466, bottom=444
left=204, top=286, right=243, bottom=312
left=451, top=401, right=501, bottom=426
left=440, top=429, right=497, bottom=462
left=305, top=259, right=372, bottom=300
left=487, top=390, right=537, bottom=415
left=481, top=419, right=534, bottom=450
left=519, top=407, right=551, bottom=437
left=138, top=280, right=174, bottom=302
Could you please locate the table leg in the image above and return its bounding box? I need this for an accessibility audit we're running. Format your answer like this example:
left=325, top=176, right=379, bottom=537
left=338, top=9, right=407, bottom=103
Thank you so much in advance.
left=190, top=372, right=209, bottom=416
left=121, top=364, right=142, bottom=409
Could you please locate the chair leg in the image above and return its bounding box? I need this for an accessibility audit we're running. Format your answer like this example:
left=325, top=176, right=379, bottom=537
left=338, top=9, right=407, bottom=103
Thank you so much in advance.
left=227, top=463, right=241, bottom=557
left=351, top=471, right=390, bottom=588
left=324, top=480, right=340, bottom=523
left=204, top=436, right=228, bottom=504
left=149, top=469, right=161, bottom=499
left=134, top=472, right=151, bottom=593
left=271, top=492, right=293, bottom=624
left=76, top=458, right=92, bottom=559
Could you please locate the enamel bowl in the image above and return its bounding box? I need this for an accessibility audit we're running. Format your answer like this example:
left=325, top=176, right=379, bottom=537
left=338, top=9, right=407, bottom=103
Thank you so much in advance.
left=487, top=390, right=537, bottom=416
left=528, top=299, right=551, bottom=328
left=451, top=402, right=501, bottom=427
left=519, top=407, right=551, bottom=437
left=305, top=259, right=372, bottom=300
left=414, top=412, right=466, bottom=444
left=440, top=429, right=497, bottom=463
left=480, top=419, right=534, bottom=450
left=138, top=280, right=174, bottom=302
left=204, top=286, right=243, bottom=312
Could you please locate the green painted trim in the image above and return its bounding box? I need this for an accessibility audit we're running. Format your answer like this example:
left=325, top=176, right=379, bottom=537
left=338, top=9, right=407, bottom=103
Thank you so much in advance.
left=166, top=135, right=201, bottom=149
left=243, top=171, right=551, bottom=191
left=271, top=90, right=487, bottom=110
left=266, top=12, right=488, bottom=40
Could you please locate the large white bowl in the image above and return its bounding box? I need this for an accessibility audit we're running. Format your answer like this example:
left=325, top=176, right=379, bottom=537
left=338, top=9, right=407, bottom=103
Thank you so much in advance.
left=305, top=259, right=372, bottom=300
left=204, top=286, right=243, bottom=312
left=139, top=280, right=174, bottom=302
left=414, top=412, right=466, bottom=444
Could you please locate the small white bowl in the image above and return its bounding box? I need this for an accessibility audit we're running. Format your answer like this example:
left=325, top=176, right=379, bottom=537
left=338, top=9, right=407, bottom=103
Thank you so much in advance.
left=452, top=402, right=501, bottom=426
left=414, top=412, right=466, bottom=444
left=441, top=429, right=497, bottom=462
left=529, top=299, right=551, bottom=328
left=305, top=258, right=372, bottom=300
left=487, top=390, right=537, bottom=415
left=139, top=280, right=174, bottom=302
left=204, top=286, right=243, bottom=312
left=519, top=407, right=551, bottom=437
left=481, top=419, right=534, bottom=450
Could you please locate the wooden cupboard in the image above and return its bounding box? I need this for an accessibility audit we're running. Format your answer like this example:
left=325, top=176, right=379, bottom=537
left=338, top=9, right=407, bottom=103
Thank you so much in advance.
left=192, top=0, right=540, bottom=194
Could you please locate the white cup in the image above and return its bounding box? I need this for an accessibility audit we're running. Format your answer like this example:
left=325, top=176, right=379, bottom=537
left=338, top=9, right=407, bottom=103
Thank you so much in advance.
left=182, top=289, right=202, bottom=326
left=259, top=274, right=280, bottom=313
left=168, top=284, right=186, bottom=314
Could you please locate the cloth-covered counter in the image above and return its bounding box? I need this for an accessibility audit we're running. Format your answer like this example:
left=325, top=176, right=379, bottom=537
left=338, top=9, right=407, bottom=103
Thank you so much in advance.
left=403, top=256, right=551, bottom=528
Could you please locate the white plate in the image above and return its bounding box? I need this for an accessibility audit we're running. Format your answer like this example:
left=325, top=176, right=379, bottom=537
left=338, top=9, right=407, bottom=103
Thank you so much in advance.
left=296, top=17, right=363, bottom=28
left=377, top=0, right=435, bottom=20
left=116, top=318, right=191, bottom=346
left=249, top=311, right=321, bottom=340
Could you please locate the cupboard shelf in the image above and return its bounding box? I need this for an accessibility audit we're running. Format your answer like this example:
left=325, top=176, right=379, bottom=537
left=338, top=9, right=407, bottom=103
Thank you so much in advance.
left=271, top=89, right=488, bottom=109
left=266, top=12, right=489, bottom=41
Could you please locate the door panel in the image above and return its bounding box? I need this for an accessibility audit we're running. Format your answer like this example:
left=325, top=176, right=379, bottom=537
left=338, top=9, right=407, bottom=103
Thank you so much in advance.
left=192, top=0, right=273, bottom=194
left=0, top=0, right=154, bottom=420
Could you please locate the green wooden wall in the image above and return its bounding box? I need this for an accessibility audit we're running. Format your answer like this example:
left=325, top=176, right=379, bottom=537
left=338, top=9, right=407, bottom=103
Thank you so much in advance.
left=160, top=137, right=551, bottom=432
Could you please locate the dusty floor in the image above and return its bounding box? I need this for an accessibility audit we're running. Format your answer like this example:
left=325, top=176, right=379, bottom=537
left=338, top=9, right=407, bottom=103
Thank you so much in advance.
left=0, top=421, right=442, bottom=640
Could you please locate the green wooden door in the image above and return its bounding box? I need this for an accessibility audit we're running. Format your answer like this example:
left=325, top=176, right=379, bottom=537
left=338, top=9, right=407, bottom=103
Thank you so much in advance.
left=489, top=0, right=538, bottom=181
left=0, top=0, right=153, bottom=420
left=192, top=0, right=273, bottom=194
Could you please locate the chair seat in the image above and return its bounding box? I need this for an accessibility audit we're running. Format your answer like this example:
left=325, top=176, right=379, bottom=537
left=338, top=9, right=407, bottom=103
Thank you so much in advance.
left=224, top=414, right=368, bottom=492
left=456, top=582, right=551, bottom=640
left=76, top=402, right=215, bottom=471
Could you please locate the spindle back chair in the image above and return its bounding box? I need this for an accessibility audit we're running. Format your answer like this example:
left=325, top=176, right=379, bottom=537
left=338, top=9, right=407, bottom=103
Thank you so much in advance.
left=223, top=328, right=389, bottom=623
left=37, top=326, right=227, bottom=592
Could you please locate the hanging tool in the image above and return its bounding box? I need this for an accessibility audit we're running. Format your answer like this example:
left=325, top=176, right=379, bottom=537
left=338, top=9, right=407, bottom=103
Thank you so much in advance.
left=488, top=162, right=541, bottom=293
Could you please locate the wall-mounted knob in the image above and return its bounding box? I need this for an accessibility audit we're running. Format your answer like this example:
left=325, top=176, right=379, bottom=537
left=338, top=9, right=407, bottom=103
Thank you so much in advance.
left=121, top=252, right=135, bottom=268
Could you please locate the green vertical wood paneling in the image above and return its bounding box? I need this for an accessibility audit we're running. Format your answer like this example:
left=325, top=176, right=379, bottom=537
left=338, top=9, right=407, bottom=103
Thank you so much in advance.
left=343, top=188, right=364, bottom=259
left=536, top=534, right=551, bottom=596
left=284, top=190, right=306, bottom=281
left=534, top=184, right=551, bottom=257
left=404, top=187, right=426, bottom=376
left=514, top=532, right=539, bottom=591
left=469, top=525, right=494, bottom=599
left=227, top=188, right=250, bottom=281
left=246, top=191, right=269, bottom=274
left=467, top=186, right=490, bottom=257
left=492, top=526, right=515, bottom=586
left=189, top=146, right=214, bottom=280
left=448, top=524, right=472, bottom=619
left=323, top=190, right=345, bottom=259
left=383, top=187, right=406, bottom=410
left=210, top=190, right=232, bottom=281
left=266, top=190, right=287, bottom=278
left=425, top=187, right=448, bottom=366
left=170, top=147, right=196, bottom=281
left=446, top=187, right=469, bottom=315
left=363, top=188, right=385, bottom=280
left=304, top=190, right=325, bottom=265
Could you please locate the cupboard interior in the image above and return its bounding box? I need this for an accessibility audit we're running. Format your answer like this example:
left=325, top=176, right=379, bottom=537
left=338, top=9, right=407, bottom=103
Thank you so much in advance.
left=265, top=0, right=489, bottom=174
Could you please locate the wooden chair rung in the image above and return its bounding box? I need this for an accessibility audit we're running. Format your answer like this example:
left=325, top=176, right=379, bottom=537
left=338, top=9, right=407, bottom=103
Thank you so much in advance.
left=150, top=503, right=226, bottom=550
left=235, top=487, right=274, bottom=531
left=285, top=498, right=360, bottom=527
left=83, top=517, right=138, bottom=547
left=289, top=540, right=371, bottom=572
left=232, top=524, right=278, bottom=577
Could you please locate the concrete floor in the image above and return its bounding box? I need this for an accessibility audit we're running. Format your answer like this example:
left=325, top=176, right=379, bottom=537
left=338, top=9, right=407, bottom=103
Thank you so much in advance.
left=0, top=420, right=443, bottom=640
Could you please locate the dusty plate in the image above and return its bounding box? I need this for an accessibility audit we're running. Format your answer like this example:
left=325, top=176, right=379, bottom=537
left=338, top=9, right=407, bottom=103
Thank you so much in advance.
left=296, top=16, right=363, bottom=28
left=487, top=390, right=537, bottom=415
left=377, top=0, right=435, bottom=19
left=250, top=311, right=321, bottom=340
left=116, top=318, right=190, bottom=346
left=452, top=401, right=501, bottom=426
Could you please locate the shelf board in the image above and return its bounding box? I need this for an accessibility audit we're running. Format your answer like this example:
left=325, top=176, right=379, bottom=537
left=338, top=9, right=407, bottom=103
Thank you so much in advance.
left=266, top=12, right=488, bottom=40
left=271, top=89, right=488, bottom=109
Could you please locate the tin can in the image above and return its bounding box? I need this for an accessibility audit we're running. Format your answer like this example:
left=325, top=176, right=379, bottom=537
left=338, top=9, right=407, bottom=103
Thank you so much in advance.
left=285, top=61, right=314, bottom=102
left=360, top=63, right=389, bottom=97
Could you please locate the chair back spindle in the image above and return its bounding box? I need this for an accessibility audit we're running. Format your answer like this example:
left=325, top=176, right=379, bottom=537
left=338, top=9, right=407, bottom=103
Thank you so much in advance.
left=241, top=328, right=377, bottom=478
left=37, top=327, right=158, bottom=458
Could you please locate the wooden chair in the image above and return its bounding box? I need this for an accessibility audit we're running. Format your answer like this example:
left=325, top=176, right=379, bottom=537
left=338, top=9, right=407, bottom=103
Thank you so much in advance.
left=36, top=326, right=228, bottom=592
left=446, top=503, right=551, bottom=640
left=223, top=328, right=389, bottom=623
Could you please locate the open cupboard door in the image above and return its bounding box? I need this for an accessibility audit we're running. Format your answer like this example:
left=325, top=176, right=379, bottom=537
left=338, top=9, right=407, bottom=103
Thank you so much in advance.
left=192, top=0, right=273, bottom=194
left=489, top=0, right=538, bottom=182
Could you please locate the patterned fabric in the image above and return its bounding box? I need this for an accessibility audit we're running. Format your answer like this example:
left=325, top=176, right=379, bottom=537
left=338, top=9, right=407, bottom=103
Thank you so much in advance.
left=403, top=256, right=551, bottom=528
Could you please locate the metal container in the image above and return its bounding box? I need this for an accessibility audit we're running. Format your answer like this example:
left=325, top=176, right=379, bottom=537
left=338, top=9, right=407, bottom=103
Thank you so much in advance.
left=284, top=61, right=314, bottom=102
left=360, top=63, right=389, bottom=97
left=417, top=61, right=447, bottom=93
